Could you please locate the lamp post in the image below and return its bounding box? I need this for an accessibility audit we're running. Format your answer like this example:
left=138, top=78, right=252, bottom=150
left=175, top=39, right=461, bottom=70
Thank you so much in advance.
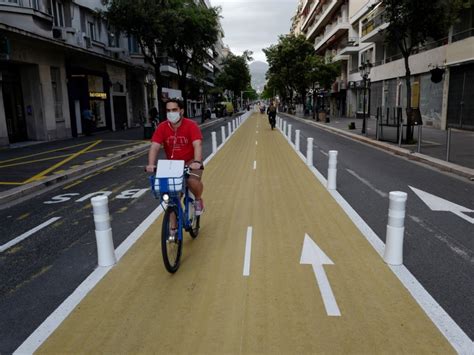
left=359, top=60, right=372, bottom=134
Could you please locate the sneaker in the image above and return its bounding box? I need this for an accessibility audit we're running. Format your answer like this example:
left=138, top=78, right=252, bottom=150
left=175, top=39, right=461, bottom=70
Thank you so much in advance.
left=194, top=199, right=204, bottom=216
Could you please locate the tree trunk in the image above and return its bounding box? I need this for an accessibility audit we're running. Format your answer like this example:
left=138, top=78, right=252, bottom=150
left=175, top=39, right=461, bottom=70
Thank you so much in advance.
left=154, top=64, right=166, bottom=122
left=178, top=74, right=188, bottom=117
left=312, top=85, right=316, bottom=120
left=404, top=54, right=413, bottom=142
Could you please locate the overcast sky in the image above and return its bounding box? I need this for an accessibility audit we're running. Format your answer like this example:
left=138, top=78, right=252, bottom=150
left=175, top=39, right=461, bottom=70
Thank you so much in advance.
left=211, top=0, right=299, bottom=63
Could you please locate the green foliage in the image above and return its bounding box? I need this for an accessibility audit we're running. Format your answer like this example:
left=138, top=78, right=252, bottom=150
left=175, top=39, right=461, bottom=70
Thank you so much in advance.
left=305, top=55, right=339, bottom=90
left=216, top=53, right=252, bottom=96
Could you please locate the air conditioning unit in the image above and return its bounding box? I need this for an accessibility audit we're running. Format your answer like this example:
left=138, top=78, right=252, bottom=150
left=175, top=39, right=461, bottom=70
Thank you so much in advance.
left=52, top=28, right=66, bottom=41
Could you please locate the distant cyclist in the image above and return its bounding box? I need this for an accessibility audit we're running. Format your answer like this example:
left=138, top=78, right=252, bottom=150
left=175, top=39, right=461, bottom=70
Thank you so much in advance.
left=267, top=101, right=277, bottom=129
left=146, top=98, right=205, bottom=216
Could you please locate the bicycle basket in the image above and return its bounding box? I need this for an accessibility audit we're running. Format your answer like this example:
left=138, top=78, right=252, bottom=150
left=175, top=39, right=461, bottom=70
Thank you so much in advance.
left=151, top=159, right=185, bottom=198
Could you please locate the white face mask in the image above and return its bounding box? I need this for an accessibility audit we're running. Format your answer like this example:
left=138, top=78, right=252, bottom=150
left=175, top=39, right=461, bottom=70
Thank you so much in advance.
left=167, top=111, right=181, bottom=124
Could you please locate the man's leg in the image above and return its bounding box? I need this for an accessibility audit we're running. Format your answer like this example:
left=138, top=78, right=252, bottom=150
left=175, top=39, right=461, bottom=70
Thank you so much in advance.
left=187, top=169, right=204, bottom=215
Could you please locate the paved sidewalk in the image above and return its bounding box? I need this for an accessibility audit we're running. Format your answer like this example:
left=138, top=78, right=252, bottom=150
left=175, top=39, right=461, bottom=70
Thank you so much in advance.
left=282, top=112, right=474, bottom=179
left=0, top=115, right=234, bottom=208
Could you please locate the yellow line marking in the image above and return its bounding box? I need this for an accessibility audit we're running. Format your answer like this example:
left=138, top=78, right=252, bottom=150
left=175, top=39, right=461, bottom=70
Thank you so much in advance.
left=0, top=154, right=72, bottom=169
left=101, top=166, right=115, bottom=173
left=82, top=172, right=101, bottom=181
left=53, top=170, right=66, bottom=175
left=0, top=181, right=25, bottom=185
left=117, top=207, right=128, bottom=214
left=0, top=141, right=94, bottom=165
left=17, top=213, right=30, bottom=220
left=63, top=180, right=84, bottom=190
left=23, top=140, right=102, bottom=184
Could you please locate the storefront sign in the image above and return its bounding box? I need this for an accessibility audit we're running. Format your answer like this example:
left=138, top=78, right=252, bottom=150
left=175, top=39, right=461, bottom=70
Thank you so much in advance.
left=89, top=92, right=107, bottom=100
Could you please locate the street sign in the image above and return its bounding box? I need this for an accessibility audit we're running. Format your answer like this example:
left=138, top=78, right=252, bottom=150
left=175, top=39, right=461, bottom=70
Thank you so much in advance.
left=300, top=234, right=341, bottom=316
left=409, top=186, right=474, bottom=224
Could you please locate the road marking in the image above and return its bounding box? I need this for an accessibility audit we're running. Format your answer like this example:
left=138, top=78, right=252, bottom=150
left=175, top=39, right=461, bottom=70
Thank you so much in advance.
left=17, top=213, right=30, bottom=221
left=256, top=141, right=258, bottom=145
left=23, top=140, right=102, bottom=183
left=63, top=180, right=84, bottom=190
left=320, top=150, right=328, bottom=156
left=253, top=161, right=257, bottom=170
left=346, top=169, right=388, bottom=198
left=243, top=226, right=253, bottom=276
left=0, top=181, right=25, bottom=185
left=256, top=130, right=258, bottom=133
left=409, top=186, right=474, bottom=224
left=0, top=217, right=61, bottom=253
left=282, top=128, right=473, bottom=353
left=300, top=234, right=341, bottom=316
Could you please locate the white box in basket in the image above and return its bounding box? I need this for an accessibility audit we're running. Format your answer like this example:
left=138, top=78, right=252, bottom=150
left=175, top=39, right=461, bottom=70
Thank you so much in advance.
left=155, top=159, right=185, bottom=192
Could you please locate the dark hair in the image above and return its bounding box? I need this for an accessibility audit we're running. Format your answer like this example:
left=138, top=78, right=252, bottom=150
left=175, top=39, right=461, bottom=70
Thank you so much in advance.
left=166, top=98, right=184, bottom=109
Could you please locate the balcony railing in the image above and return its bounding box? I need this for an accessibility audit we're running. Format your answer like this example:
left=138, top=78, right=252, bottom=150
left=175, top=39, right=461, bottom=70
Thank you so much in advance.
left=452, top=27, right=474, bottom=43
left=361, top=8, right=385, bottom=37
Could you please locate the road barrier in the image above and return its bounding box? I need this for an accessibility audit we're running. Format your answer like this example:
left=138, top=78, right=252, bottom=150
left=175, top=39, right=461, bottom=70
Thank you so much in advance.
left=327, top=150, right=338, bottom=190
left=283, top=121, right=287, bottom=137
left=221, top=126, right=226, bottom=143
left=228, top=122, right=232, bottom=137
left=288, top=124, right=292, bottom=143
left=91, top=195, right=116, bottom=267
left=383, top=191, right=407, bottom=265
left=211, top=131, right=217, bottom=153
left=306, top=138, right=313, bottom=167
left=295, top=130, right=300, bottom=151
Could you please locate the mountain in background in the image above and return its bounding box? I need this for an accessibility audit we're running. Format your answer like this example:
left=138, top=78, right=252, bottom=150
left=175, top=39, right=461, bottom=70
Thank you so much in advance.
left=249, top=61, right=268, bottom=94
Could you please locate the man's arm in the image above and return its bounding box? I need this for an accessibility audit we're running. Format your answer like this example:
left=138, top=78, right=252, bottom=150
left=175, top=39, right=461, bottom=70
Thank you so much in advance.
left=146, top=142, right=161, bottom=172
left=189, top=139, right=203, bottom=170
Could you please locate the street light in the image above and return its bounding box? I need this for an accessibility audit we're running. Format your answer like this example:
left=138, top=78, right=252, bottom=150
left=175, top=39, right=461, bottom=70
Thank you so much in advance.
left=359, top=60, right=372, bottom=134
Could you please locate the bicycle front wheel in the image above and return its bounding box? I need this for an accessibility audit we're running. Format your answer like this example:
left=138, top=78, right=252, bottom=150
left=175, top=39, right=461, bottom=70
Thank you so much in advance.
left=161, top=206, right=182, bottom=273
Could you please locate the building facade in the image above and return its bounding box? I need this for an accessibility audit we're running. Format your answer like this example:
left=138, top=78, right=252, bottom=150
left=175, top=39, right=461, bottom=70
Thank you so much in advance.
left=294, top=0, right=474, bottom=130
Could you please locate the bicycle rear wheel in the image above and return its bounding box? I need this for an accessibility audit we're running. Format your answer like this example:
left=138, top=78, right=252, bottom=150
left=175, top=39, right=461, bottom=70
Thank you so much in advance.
left=161, top=206, right=182, bottom=273
left=187, top=198, right=200, bottom=239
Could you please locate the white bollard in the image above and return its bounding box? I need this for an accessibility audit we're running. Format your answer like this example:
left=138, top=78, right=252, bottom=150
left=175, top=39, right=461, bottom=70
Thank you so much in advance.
left=288, top=124, right=292, bottom=143
left=232, top=120, right=235, bottom=131
left=383, top=192, right=408, bottom=265
left=295, top=130, right=300, bottom=151
left=327, top=150, right=338, bottom=190
left=91, top=196, right=116, bottom=267
left=283, top=121, right=287, bottom=136
left=221, top=126, right=226, bottom=144
left=306, top=138, right=313, bottom=166
left=211, top=131, right=217, bottom=153
left=228, top=122, right=232, bottom=137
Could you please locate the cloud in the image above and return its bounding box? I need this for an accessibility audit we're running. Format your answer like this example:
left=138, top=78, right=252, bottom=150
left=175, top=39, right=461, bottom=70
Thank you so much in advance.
left=212, top=0, right=298, bottom=62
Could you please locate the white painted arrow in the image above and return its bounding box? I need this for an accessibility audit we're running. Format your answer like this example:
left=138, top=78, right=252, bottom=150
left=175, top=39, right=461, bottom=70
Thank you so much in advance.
left=409, top=186, right=474, bottom=225
left=300, top=234, right=341, bottom=316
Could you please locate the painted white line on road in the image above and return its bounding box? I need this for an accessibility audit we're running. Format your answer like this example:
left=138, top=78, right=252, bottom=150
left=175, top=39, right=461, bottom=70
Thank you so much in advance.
left=320, top=150, right=328, bottom=157
left=256, top=131, right=259, bottom=134
left=346, top=169, right=388, bottom=198
left=243, top=226, right=253, bottom=276
left=256, top=141, right=258, bottom=145
left=279, top=123, right=473, bottom=354
left=253, top=161, right=257, bottom=170
left=0, top=217, right=61, bottom=253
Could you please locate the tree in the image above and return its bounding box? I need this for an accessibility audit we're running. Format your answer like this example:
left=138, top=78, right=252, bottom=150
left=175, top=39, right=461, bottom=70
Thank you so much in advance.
left=263, top=35, right=315, bottom=112
left=105, top=0, right=171, bottom=119
left=163, top=1, right=220, bottom=115
left=382, top=0, right=462, bottom=140
left=215, top=52, right=252, bottom=108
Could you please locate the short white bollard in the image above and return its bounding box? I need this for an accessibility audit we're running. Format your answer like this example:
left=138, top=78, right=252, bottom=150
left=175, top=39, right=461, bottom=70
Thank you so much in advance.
left=306, top=138, right=313, bottom=166
left=327, top=150, right=338, bottom=190
left=211, top=131, right=217, bottom=153
left=295, top=130, right=300, bottom=151
left=221, top=126, right=226, bottom=144
left=232, top=120, right=235, bottom=131
left=91, top=195, right=116, bottom=267
left=283, top=121, right=287, bottom=136
left=383, top=191, right=408, bottom=265
left=288, top=124, right=292, bottom=143
left=228, top=122, right=232, bottom=136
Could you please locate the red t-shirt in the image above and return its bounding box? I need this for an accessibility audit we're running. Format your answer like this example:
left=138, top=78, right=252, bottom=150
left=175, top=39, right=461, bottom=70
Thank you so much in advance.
left=151, top=118, right=203, bottom=162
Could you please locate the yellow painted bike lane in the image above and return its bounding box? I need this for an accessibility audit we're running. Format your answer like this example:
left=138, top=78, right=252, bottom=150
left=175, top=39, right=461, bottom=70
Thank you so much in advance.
left=38, top=113, right=454, bottom=354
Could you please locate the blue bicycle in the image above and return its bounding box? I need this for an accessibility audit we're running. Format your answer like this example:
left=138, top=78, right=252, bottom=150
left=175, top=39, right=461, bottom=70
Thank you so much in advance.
left=150, top=160, right=200, bottom=273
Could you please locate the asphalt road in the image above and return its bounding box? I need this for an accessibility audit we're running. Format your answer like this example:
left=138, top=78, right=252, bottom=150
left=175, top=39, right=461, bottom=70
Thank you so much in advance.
left=278, top=113, right=474, bottom=340
left=1, top=112, right=472, bottom=352
left=0, top=118, right=231, bottom=353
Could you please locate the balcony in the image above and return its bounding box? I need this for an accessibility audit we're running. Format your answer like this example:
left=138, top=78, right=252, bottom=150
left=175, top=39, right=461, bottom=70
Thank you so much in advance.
left=360, top=7, right=388, bottom=43
left=306, top=0, right=345, bottom=41
left=0, top=2, right=53, bottom=37
left=314, top=16, right=350, bottom=53
left=301, top=0, right=320, bottom=31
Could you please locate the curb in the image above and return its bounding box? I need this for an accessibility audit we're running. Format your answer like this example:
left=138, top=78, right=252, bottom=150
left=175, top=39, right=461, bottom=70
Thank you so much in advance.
left=0, top=116, right=234, bottom=209
left=281, top=113, right=474, bottom=181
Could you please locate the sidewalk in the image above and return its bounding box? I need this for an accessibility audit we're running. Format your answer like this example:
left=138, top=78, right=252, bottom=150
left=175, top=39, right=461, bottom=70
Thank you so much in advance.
left=283, top=112, right=474, bottom=179
left=0, top=115, right=232, bottom=208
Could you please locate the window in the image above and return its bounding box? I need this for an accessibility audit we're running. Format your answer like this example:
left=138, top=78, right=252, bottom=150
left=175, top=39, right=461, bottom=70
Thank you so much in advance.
left=88, top=21, right=96, bottom=41
left=30, top=0, right=39, bottom=9
left=0, top=0, right=20, bottom=4
left=128, top=35, right=139, bottom=54
left=51, top=0, right=65, bottom=27
left=50, top=67, right=63, bottom=121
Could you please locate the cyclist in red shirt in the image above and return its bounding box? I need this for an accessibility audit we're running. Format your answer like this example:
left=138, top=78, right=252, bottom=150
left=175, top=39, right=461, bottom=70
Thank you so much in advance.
left=146, top=99, right=205, bottom=215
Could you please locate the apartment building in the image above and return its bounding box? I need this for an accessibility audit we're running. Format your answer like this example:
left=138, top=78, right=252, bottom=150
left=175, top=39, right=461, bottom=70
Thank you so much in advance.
left=295, top=0, right=474, bottom=130
left=0, top=0, right=225, bottom=145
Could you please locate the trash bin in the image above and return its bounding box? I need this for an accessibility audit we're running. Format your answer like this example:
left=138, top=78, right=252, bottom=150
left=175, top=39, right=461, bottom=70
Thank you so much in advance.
left=143, top=124, right=154, bottom=139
